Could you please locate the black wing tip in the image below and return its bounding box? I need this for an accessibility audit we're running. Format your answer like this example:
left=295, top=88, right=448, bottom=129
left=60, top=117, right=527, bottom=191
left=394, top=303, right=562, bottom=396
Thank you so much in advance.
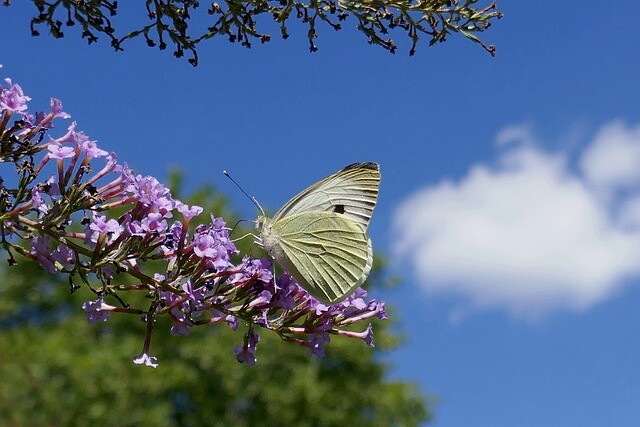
left=343, top=162, right=379, bottom=172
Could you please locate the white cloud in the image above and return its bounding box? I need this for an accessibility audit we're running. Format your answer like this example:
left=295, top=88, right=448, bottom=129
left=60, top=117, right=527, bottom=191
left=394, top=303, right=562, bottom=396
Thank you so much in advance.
left=394, top=122, right=640, bottom=318
left=580, top=121, right=640, bottom=191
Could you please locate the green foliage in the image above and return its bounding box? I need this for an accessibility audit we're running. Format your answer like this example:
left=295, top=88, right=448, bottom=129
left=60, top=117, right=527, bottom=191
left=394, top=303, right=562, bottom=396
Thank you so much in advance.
left=8, top=0, right=502, bottom=65
left=0, top=175, right=431, bottom=426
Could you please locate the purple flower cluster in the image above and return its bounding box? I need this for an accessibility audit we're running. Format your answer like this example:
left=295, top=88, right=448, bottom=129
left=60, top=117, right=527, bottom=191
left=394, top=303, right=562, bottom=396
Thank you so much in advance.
left=0, top=72, right=388, bottom=368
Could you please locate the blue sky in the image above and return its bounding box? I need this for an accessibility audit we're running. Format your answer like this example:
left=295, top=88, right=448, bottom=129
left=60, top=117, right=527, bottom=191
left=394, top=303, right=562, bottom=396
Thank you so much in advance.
left=3, top=1, right=640, bottom=425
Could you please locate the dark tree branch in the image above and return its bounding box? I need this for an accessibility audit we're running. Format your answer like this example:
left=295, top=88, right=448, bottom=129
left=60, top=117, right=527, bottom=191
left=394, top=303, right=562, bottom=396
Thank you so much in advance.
left=4, top=0, right=502, bottom=66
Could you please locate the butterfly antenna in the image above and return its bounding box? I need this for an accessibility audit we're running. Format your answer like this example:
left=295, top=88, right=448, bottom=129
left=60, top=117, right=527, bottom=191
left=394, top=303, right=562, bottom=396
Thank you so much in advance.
left=228, top=219, right=247, bottom=235
left=223, top=170, right=266, bottom=216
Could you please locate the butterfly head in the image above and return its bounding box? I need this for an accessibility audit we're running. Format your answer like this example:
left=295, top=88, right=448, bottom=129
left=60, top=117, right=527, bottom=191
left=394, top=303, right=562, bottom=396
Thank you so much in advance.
left=255, top=214, right=266, bottom=230
left=255, top=214, right=272, bottom=242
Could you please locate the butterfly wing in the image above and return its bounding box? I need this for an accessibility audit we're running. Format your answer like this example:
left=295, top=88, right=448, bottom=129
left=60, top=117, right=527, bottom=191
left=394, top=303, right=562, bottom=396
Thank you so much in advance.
left=271, top=162, right=380, bottom=232
left=267, top=211, right=373, bottom=304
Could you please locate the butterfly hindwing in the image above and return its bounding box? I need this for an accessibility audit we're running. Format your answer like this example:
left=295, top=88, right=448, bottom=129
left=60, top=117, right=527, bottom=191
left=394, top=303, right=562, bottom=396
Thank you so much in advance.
left=270, top=211, right=372, bottom=304
left=271, top=162, right=380, bottom=232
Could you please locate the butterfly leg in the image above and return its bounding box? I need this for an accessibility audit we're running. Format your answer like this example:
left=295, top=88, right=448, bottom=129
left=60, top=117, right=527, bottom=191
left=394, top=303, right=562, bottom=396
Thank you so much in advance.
left=230, top=232, right=260, bottom=244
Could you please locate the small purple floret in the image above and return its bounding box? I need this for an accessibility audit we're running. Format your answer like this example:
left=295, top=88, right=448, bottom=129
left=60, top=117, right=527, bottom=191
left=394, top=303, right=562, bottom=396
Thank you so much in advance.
left=86, top=213, right=124, bottom=245
left=177, top=202, right=203, bottom=221
left=82, top=297, right=116, bottom=324
left=234, top=331, right=259, bottom=366
left=50, top=98, right=70, bottom=119
left=307, top=332, right=331, bottom=357
left=47, top=141, right=75, bottom=160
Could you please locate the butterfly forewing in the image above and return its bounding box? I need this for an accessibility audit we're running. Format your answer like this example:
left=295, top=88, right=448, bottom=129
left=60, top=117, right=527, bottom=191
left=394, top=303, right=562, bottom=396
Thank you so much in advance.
left=271, top=162, right=380, bottom=232
left=271, top=211, right=372, bottom=304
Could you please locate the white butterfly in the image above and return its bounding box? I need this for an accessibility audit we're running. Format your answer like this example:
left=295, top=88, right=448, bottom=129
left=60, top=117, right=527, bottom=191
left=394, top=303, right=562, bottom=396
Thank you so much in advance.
left=257, top=162, right=380, bottom=304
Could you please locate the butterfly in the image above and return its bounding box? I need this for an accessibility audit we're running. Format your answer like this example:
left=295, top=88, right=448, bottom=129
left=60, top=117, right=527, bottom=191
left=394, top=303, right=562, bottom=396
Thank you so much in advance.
left=257, top=162, right=380, bottom=304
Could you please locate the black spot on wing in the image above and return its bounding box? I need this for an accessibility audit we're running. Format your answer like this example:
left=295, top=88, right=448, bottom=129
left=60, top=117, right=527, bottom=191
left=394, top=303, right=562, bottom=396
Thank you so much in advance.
left=333, top=204, right=345, bottom=214
left=342, top=162, right=379, bottom=172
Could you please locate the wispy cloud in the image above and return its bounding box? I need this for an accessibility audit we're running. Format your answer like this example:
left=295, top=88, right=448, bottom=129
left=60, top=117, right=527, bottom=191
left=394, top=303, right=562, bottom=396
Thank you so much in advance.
left=393, top=121, right=640, bottom=318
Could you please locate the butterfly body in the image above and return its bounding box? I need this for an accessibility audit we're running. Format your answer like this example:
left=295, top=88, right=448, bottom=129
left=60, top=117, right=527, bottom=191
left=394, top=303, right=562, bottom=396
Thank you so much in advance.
left=257, top=163, right=380, bottom=304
